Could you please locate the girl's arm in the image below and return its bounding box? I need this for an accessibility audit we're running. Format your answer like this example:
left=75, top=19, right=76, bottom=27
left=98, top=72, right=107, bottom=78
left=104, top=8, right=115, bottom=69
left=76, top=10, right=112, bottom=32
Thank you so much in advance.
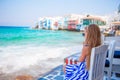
left=79, top=45, right=91, bottom=62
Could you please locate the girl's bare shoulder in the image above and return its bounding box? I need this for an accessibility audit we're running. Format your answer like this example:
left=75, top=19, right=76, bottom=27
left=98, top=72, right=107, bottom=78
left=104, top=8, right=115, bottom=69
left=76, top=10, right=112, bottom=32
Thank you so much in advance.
left=82, top=43, right=91, bottom=55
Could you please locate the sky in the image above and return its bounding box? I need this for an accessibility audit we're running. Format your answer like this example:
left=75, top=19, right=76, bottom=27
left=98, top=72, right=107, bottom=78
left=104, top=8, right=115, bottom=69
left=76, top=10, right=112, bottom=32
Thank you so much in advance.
left=0, top=0, right=120, bottom=26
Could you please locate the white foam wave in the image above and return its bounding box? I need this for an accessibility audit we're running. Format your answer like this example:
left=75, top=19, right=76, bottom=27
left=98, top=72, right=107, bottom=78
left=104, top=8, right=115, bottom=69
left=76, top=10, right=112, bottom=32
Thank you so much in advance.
left=0, top=44, right=82, bottom=75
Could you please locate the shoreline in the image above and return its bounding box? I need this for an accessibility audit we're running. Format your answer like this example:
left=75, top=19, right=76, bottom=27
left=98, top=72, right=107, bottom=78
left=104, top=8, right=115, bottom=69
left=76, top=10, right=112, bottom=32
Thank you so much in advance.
left=0, top=45, right=83, bottom=80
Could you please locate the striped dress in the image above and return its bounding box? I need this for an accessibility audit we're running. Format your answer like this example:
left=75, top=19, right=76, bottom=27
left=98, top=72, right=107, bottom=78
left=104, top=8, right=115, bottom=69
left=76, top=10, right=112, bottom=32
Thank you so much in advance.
left=65, top=61, right=89, bottom=80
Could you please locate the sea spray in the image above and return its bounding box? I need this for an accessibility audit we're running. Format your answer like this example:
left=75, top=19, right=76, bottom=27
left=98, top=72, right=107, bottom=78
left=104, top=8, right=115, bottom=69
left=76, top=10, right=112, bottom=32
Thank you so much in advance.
left=0, top=45, right=82, bottom=75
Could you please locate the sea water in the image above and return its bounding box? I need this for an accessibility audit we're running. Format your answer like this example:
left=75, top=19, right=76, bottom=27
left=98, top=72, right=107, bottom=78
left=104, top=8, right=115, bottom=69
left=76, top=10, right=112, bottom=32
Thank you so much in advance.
left=0, top=26, right=84, bottom=77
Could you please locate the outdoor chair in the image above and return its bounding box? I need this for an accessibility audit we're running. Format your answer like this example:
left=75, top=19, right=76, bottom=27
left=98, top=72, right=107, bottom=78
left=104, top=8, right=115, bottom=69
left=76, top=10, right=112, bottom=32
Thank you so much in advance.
left=104, top=37, right=120, bottom=77
left=89, top=44, right=108, bottom=80
left=64, top=44, right=108, bottom=80
left=104, top=40, right=116, bottom=80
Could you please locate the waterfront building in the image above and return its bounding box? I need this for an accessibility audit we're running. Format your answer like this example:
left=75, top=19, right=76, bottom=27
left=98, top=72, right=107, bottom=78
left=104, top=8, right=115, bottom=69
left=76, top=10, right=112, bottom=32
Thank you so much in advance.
left=65, top=14, right=83, bottom=31
left=38, top=14, right=107, bottom=31
left=80, top=15, right=106, bottom=31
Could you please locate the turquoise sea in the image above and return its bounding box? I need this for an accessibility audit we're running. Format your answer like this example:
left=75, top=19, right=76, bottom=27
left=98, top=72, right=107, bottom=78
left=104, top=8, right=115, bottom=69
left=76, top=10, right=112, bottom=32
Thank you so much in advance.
left=0, top=26, right=84, bottom=47
left=0, top=26, right=84, bottom=77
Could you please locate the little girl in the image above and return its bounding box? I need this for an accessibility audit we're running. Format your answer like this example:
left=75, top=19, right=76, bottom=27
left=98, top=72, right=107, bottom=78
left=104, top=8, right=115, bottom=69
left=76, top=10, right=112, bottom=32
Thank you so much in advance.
left=64, top=24, right=101, bottom=80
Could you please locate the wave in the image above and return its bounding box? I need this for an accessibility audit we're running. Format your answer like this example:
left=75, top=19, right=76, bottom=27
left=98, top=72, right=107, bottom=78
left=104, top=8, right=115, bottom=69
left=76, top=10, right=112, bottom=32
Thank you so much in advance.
left=0, top=44, right=82, bottom=76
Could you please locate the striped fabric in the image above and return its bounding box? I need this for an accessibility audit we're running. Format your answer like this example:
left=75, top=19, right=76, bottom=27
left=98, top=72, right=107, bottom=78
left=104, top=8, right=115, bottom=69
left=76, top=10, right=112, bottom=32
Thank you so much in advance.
left=65, top=61, right=89, bottom=80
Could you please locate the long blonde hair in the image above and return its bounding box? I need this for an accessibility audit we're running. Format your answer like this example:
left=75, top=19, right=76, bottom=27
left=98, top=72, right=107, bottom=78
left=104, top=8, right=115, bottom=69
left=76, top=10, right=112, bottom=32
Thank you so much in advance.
left=85, top=24, right=101, bottom=48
